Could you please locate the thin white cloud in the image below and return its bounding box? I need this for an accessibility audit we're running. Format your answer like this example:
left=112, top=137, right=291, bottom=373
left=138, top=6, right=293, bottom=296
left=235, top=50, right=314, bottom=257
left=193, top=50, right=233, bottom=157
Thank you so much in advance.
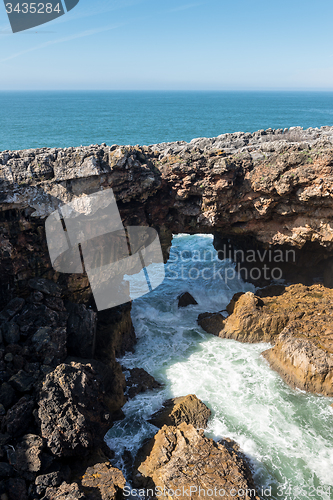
left=0, top=1, right=204, bottom=62
left=0, top=21, right=126, bottom=62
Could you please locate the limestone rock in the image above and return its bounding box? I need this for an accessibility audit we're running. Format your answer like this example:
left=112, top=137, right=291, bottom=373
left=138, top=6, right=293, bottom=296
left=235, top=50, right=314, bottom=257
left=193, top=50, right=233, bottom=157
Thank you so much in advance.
left=148, top=394, right=211, bottom=429
left=202, top=283, right=333, bottom=395
left=262, top=328, right=333, bottom=396
left=225, top=292, right=245, bottom=314
left=134, top=422, right=260, bottom=500
left=35, top=471, right=70, bottom=496
left=200, top=291, right=280, bottom=342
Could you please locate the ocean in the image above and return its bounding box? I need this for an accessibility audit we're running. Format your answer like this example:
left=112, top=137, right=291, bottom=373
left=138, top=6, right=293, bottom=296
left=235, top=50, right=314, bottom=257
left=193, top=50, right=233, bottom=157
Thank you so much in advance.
left=0, top=90, right=333, bottom=151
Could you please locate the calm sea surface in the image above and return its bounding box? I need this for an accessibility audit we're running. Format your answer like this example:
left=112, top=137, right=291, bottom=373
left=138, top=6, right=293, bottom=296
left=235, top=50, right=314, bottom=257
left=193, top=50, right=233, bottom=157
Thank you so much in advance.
left=0, top=91, right=333, bottom=151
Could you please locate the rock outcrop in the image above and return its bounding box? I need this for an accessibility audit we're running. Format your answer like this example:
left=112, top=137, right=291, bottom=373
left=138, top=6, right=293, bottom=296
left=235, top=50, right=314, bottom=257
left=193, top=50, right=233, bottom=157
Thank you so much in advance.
left=2, top=127, right=333, bottom=305
left=148, top=394, right=211, bottom=429
left=199, top=284, right=333, bottom=396
left=0, top=279, right=127, bottom=498
left=262, top=329, right=333, bottom=396
left=134, top=422, right=260, bottom=500
left=2, top=127, right=333, bottom=495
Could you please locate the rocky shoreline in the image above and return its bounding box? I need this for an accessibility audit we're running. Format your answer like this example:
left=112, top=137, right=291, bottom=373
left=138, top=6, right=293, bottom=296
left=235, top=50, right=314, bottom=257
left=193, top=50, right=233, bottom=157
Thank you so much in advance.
left=1, top=126, right=333, bottom=497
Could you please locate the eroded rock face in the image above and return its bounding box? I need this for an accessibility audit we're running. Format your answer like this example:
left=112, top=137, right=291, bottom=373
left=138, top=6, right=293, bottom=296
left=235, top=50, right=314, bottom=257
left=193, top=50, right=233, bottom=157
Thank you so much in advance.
left=134, top=422, right=260, bottom=500
left=200, top=284, right=333, bottom=395
left=80, top=461, right=126, bottom=500
left=2, top=128, right=333, bottom=304
left=42, top=481, right=85, bottom=500
left=200, top=284, right=333, bottom=345
left=262, top=329, right=333, bottom=396
left=148, top=395, right=211, bottom=429
left=38, top=362, right=112, bottom=457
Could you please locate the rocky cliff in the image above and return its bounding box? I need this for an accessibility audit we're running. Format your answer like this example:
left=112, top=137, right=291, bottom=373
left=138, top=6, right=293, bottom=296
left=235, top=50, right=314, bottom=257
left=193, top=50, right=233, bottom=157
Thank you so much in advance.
left=1, top=125, right=333, bottom=497
left=2, top=125, right=333, bottom=305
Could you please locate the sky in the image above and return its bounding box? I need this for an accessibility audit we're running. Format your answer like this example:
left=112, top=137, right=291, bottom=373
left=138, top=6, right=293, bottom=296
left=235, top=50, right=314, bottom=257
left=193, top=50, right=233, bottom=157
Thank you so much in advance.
left=0, top=0, right=333, bottom=90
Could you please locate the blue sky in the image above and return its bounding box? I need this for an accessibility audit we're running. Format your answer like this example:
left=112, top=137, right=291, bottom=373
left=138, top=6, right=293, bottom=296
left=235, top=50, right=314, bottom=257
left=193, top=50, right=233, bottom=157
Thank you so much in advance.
left=0, top=0, right=333, bottom=90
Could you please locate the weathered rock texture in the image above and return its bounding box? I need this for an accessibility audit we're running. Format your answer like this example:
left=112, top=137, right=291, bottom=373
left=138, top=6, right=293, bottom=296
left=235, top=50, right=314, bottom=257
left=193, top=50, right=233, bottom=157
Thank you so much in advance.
left=199, top=283, right=333, bottom=396
left=2, top=127, right=333, bottom=495
left=0, top=279, right=127, bottom=498
left=148, top=394, right=211, bottom=429
left=134, top=422, right=260, bottom=500
left=2, top=126, right=333, bottom=305
left=262, top=329, right=333, bottom=396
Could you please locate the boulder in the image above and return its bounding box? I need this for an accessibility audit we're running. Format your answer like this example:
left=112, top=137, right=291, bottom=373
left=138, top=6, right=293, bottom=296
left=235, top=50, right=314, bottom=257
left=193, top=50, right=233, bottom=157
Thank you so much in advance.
left=38, top=362, right=112, bottom=457
left=42, top=481, right=85, bottom=500
left=0, top=462, right=14, bottom=478
left=15, top=434, right=44, bottom=476
left=31, top=326, right=67, bottom=363
left=7, top=477, right=28, bottom=500
left=201, top=291, right=285, bottom=342
left=148, top=394, right=211, bottom=429
left=178, top=292, right=198, bottom=308
left=80, top=461, right=126, bottom=500
left=201, top=283, right=333, bottom=396
left=134, top=422, right=260, bottom=500
left=9, top=370, right=35, bottom=393
left=197, top=312, right=226, bottom=335
left=35, top=469, right=71, bottom=496
left=0, top=382, right=16, bottom=409
left=126, top=368, right=162, bottom=398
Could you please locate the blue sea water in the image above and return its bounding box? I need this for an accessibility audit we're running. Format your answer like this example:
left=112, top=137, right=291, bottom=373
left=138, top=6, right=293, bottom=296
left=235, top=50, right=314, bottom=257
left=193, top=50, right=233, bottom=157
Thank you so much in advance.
left=0, top=91, right=333, bottom=151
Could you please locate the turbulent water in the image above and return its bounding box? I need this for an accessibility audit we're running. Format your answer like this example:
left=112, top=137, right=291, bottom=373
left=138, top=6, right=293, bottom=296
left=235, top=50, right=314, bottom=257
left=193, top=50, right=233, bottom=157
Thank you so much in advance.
left=105, top=234, right=333, bottom=500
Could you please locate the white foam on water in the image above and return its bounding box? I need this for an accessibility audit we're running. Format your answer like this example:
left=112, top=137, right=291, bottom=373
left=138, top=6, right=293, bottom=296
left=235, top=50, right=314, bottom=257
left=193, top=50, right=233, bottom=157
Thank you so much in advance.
left=106, top=234, right=333, bottom=500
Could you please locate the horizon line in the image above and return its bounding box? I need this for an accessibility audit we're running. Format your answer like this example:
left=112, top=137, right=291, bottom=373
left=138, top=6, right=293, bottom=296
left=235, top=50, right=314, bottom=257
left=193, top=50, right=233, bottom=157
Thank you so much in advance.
left=1, top=88, right=333, bottom=92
